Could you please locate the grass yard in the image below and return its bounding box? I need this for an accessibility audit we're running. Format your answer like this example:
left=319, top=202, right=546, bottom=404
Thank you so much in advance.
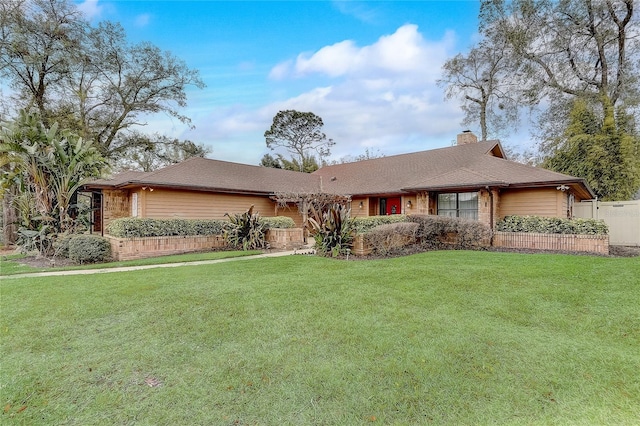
left=0, top=250, right=261, bottom=276
left=1, top=251, right=639, bottom=425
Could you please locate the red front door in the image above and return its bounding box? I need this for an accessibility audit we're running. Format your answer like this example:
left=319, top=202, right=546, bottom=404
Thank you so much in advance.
left=381, top=197, right=402, bottom=215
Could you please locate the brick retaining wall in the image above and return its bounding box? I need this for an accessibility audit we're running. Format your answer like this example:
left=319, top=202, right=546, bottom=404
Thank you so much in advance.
left=105, top=228, right=304, bottom=261
left=493, top=231, right=609, bottom=255
left=106, top=234, right=226, bottom=261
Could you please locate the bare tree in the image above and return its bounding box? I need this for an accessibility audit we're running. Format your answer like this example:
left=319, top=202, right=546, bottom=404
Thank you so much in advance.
left=438, top=38, right=521, bottom=141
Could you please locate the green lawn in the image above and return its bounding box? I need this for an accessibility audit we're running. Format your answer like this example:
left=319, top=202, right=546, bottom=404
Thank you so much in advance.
left=0, top=250, right=261, bottom=276
left=1, top=251, right=639, bottom=425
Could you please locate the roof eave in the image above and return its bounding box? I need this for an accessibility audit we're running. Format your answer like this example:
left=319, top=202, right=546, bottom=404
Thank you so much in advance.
left=84, top=181, right=274, bottom=196
left=401, top=182, right=508, bottom=192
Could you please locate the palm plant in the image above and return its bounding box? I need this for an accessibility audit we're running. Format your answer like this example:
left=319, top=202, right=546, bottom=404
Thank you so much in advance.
left=1, top=110, right=106, bottom=254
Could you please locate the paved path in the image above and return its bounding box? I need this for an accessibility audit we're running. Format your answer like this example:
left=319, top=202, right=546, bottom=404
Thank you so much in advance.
left=1, top=247, right=316, bottom=280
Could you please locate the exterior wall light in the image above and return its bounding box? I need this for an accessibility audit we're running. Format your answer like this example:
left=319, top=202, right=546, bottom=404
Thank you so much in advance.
left=406, top=200, right=412, bottom=209
left=359, top=201, right=364, bottom=209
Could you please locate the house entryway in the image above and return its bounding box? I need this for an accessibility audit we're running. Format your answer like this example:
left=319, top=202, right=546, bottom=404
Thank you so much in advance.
left=379, top=197, right=402, bottom=215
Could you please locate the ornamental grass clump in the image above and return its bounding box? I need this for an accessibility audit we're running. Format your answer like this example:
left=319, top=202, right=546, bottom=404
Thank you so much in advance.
left=224, top=205, right=266, bottom=250
left=308, top=203, right=353, bottom=257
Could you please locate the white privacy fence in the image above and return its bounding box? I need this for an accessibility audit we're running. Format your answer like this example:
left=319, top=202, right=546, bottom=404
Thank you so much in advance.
left=574, top=200, right=640, bottom=246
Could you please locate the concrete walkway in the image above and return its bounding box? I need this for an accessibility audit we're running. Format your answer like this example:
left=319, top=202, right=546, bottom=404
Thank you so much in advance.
left=1, top=247, right=316, bottom=280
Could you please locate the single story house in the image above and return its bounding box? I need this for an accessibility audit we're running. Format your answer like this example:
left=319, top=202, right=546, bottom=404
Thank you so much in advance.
left=82, top=132, right=595, bottom=234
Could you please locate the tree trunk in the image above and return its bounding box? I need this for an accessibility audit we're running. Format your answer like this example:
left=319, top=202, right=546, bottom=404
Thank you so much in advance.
left=2, top=186, right=18, bottom=246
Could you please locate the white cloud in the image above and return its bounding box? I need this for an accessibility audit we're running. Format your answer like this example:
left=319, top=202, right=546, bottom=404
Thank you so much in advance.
left=273, top=24, right=455, bottom=82
left=76, top=0, right=102, bottom=20
left=135, top=13, right=151, bottom=28
left=185, top=24, right=466, bottom=165
left=332, top=1, right=380, bottom=24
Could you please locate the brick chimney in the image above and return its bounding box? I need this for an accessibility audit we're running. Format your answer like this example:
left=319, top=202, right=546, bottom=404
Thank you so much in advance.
left=457, top=130, right=478, bottom=145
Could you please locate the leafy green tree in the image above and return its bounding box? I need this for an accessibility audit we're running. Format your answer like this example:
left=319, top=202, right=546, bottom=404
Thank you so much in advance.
left=260, top=153, right=320, bottom=173
left=477, top=0, right=639, bottom=197
left=1, top=110, right=106, bottom=250
left=259, top=153, right=282, bottom=169
left=114, top=132, right=210, bottom=172
left=264, top=110, right=334, bottom=172
left=1, top=0, right=204, bottom=159
left=543, top=99, right=640, bottom=200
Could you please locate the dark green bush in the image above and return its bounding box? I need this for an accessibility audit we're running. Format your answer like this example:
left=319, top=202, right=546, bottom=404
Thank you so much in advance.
left=365, top=222, right=419, bottom=256
left=261, top=216, right=296, bottom=229
left=107, top=218, right=228, bottom=238
left=224, top=206, right=266, bottom=250
left=407, top=215, right=492, bottom=249
left=68, top=234, right=111, bottom=263
left=496, top=215, right=608, bottom=235
left=352, top=215, right=407, bottom=234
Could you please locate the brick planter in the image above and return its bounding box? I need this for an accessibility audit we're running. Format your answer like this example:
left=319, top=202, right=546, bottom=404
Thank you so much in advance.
left=105, top=234, right=226, bottom=261
left=493, top=231, right=609, bottom=255
left=265, top=228, right=304, bottom=250
left=352, top=234, right=372, bottom=256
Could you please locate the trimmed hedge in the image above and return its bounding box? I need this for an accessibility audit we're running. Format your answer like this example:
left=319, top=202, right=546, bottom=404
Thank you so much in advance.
left=261, top=216, right=296, bottom=229
left=107, top=218, right=228, bottom=238
left=407, top=215, right=492, bottom=249
left=68, top=235, right=111, bottom=263
left=365, top=222, right=419, bottom=255
left=496, top=215, right=608, bottom=235
left=107, top=217, right=296, bottom=238
left=352, top=215, right=408, bottom=234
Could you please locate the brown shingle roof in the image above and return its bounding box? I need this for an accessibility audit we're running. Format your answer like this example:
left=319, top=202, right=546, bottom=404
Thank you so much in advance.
left=86, top=141, right=594, bottom=198
left=314, top=141, right=502, bottom=194
left=87, top=157, right=321, bottom=194
left=315, top=140, right=594, bottom=198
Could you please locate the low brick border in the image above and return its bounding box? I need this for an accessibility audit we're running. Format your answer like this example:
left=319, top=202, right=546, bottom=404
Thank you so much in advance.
left=492, top=231, right=609, bottom=255
left=105, top=234, right=226, bottom=261
left=265, top=228, right=304, bottom=250
left=353, top=231, right=609, bottom=256
left=105, top=228, right=305, bottom=261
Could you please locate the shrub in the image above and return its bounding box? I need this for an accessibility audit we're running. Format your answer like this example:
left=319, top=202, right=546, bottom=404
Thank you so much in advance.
left=16, top=224, right=55, bottom=256
left=365, top=222, right=419, bottom=256
left=68, top=235, right=111, bottom=263
left=352, top=215, right=407, bottom=234
left=407, top=215, right=491, bottom=249
left=261, top=216, right=296, bottom=229
left=308, top=203, right=353, bottom=257
left=53, top=233, right=75, bottom=258
left=107, top=218, right=227, bottom=238
left=224, top=206, right=266, bottom=250
left=496, top=215, right=608, bottom=235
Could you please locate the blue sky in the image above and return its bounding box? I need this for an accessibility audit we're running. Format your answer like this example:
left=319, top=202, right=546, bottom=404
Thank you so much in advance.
left=76, top=1, right=526, bottom=165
